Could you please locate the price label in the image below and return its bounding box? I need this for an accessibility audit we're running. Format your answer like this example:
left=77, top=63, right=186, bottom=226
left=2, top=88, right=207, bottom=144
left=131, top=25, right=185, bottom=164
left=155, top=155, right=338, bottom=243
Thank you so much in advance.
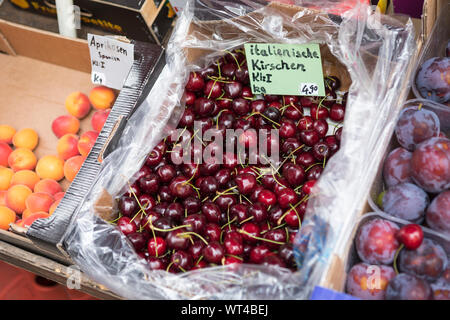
left=88, top=34, right=134, bottom=90
left=245, top=43, right=326, bottom=97
left=300, top=83, right=319, bottom=96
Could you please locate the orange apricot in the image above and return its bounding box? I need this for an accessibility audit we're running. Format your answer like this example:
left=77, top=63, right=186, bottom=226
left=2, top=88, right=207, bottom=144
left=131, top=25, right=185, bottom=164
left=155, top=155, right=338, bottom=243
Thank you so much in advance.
left=0, top=206, right=16, bottom=230
left=89, top=86, right=116, bottom=110
left=35, top=155, right=65, bottom=181
left=51, top=115, right=80, bottom=138
left=0, top=142, right=13, bottom=167
left=25, top=192, right=54, bottom=213
left=6, top=184, right=32, bottom=214
left=0, top=167, right=13, bottom=191
left=63, top=155, right=85, bottom=182
left=34, top=179, right=62, bottom=195
left=7, top=148, right=37, bottom=172
left=57, top=134, right=80, bottom=160
left=10, top=170, right=40, bottom=190
left=0, top=125, right=16, bottom=144
left=12, top=128, right=39, bottom=150
left=65, top=92, right=91, bottom=119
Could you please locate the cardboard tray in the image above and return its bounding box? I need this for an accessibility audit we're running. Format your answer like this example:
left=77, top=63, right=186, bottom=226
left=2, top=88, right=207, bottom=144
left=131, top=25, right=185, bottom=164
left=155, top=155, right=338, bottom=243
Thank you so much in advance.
left=318, top=0, right=449, bottom=296
left=0, top=19, right=164, bottom=298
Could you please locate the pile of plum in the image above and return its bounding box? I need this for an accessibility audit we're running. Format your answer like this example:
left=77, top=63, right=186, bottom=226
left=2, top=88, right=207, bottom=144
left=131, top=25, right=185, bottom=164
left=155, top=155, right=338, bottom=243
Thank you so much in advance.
left=415, top=41, right=449, bottom=105
left=346, top=104, right=449, bottom=300
left=112, top=48, right=347, bottom=273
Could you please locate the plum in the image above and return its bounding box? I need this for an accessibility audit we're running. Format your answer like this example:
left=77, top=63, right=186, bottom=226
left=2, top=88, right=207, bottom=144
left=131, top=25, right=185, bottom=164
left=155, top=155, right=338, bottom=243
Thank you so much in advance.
left=398, top=238, right=447, bottom=282
left=356, top=218, right=400, bottom=265
left=411, top=137, right=450, bottom=193
left=394, top=106, right=440, bottom=151
left=382, top=182, right=429, bottom=223
left=382, top=147, right=413, bottom=188
left=386, top=273, right=433, bottom=300
left=431, top=267, right=450, bottom=300
left=426, top=190, right=450, bottom=235
left=346, top=263, right=395, bottom=300
left=415, top=57, right=450, bottom=104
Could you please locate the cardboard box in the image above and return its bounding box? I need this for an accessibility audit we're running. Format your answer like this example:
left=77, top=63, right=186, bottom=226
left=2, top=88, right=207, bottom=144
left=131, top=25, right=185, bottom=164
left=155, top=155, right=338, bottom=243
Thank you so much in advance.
left=0, top=18, right=164, bottom=299
left=7, top=0, right=175, bottom=44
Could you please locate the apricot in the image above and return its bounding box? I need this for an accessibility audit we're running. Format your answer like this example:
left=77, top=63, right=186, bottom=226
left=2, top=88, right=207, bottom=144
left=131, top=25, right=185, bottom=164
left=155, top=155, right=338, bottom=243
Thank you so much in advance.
left=54, top=191, right=65, bottom=201
left=51, top=115, right=80, bottom=138
left=0, top=142, right=13, bottom=167
left=8, top=148, right=37, bottom=172
left=34, top=179, right=62, bottom=195
left=89, top=86, right=116, bottom=110
left=25, top=192, right=54, bottom=213
left=77, top=131, right=98, bottom=157
left=0, top=206, right=16, bottom=230
left=35, top=155, right=65, bottom=181
left=22, top=208, right=32, bottom=220
left=0, top=167, right=13, bottom=191
left=21, top=212, right=49, bottom=228
left=0, top=125, right=16, bottom=144
left=10, top=170, right=40, bottom=190
left=6, top=184, right=32, bottom=214
left=91, top=109, right=111, bottom=132
left=64, top=155, right=85, bottom=182
left=0, top=191, right=6, bottom=206
left=49, top=199, right=61, bottom=215
left=57, top=134, right=80, bottom=160
left=65, top=91, right=91, bottom=119
left=12, top=128, right=39, bottom=150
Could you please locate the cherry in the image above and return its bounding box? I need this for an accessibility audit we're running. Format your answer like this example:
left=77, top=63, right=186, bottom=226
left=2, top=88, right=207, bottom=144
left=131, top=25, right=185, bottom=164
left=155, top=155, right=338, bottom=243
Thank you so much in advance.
left=139, top=194, right=156, bottom=212
left=277, top=188, right=299, bottom=209
left=235, top=66, right=250, bottom=84
left=183, top=197, right=201, bottom=214
left=153, top=203, right=168, bottom=216
left=215, top=194, right=237, bottom=212
left=232, top=98, right=250, bottom=115
left=306, top=165, right=323, bottom=180
left=135, top=166, right=152, bottom=181
left=324, top=135, right=339, bottom=155
left=183, top=91, right=196, bottom=107
left=264, top=94, right=280, bottom=102
left=158, top=186, right=174, bottom=203
left=204, top=80, right=223, bottom=99
left=186, top=72, right=205, bottom=92
left=240, top=222, right=260, bottom=243
left=194, top=97, right=215, bottom=117
left=141, top=212, right=161, bottom=232
left=234, top=118, right=252, bottom=131
left=264, top=229, right=287, bottom=249
left=296, top=151, right=315, bottom=167
left=200, top=162, right=220, bottom=176
left=310, top=104, right=329, bottom=120
left=248, top=203, right=268, bottom=222
left=284, top=105, right=303, bottom=120
left=312, top=141, right=330, bottom=161
left=197, top=117, right=214, bottom=132
left=278, top=244, right=296, bottom=268
left=157, top=165, right=176, bottom=183
left=284, top=208, right=300, bottom=228
left=251, top=100, right=266, bottom=113
left=279, top=119, right=297, bottom=138
left=166, top=229, right=190, bottom=250
left=330, top=103, right=345, bottom=122
left=396, top=224, right=424, bottom=250
left=224, top=237, right=244, bottom=256
left=169, top=176, right=194, bottom=198
left=118, top=196, right=139, bottom=217
left=147, top=257, right=167, bottom=270
left=204, top=223, right=221, bottom=242
left=222, top=63, right=237, bottom=78
left=138, top=174, right=160, bottom=194
left=145, top=149, right=163, bottom=167
left=179, top=108, right=195, bottom=127
left=257, top=189, right=277, bottom=206
left=269, top=205, right=284, bottom=225
left=229, top=203, right=249, bottom=223
left=201, top=202, right=221, bottom=223
left=224, top=81, right=243, bottom=98
left=171, top=250, right=193, bottom=271
left=127, top=232, right=147, bottom=251
left=203, top=241, right=224, bottom=263
left=297, top=116, right=314, bottom=131
left=281, top=137, right=302, bottom=155
left=262, top=255, right=286, bottom=268
left=335, top=127, right=343, bottom=142
left=300, top=130, right=320, bottom=147
left=153, top=217, right=174, bottom=237
left=117, top=217, right=137, bottom=236
left=192, top=260, right=207, bottom=270
left=250, top=245, right=271, bottom=264
left=262, top=107, right=281, bottom=123
left=302, top=180, right=316, bottom=195
left=199, top=176, right=219, bottom=196
left=268, top=101, right=282, bottom=109
left=147, top=236, right=167, bottom=257
left=325, top=76, right=341, bottom=91
left=235, top=172, right=257, bottom=195
left=282, top=163, right=305, bottom=187
left=312, top=119, right=329, bottom=138
left=165, top=203, right=184, bottom=222
left=188, top=240, right=205, bottom=260
left=215, top=168, right=232, bottom=186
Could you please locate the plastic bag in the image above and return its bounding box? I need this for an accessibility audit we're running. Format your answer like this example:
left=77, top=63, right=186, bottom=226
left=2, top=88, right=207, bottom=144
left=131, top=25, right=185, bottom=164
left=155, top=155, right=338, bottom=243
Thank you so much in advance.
left=62, top=0, right=415, bottom=299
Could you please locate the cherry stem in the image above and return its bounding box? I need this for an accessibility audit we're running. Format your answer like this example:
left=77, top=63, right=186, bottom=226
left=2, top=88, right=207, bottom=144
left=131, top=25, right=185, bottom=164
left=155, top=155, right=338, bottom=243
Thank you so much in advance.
left=196, top=255, right=204, bottom=266
left=225, top=254, right=243, bottom=261
left=221, top=217, right=237, bottom=229
left=393, top=244, right=404, bottom=274
left=148, top=224, right=191, bottom=232
left=224, top=49, right=241, bottom=70
left=179, top=231, right=209, bottom=246
left=238, top=229, right=284, bottom=245
left=239, top=215, right=254, bottom=225
left=212, top=186, right=238, bottom=202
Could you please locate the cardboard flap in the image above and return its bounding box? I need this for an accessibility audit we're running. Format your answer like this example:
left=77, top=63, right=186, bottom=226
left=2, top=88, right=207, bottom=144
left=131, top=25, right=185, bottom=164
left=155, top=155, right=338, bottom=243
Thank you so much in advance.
left=0, top=28, right=15, bottom=55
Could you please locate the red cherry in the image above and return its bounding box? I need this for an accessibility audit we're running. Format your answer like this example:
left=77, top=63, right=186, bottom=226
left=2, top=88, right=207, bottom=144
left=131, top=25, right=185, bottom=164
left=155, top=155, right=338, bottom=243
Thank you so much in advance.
left=302, top=180, right=316, bottom=195
left=147, top=236, right=167, bottom=257
left=396, top=224, right=424, bottom=250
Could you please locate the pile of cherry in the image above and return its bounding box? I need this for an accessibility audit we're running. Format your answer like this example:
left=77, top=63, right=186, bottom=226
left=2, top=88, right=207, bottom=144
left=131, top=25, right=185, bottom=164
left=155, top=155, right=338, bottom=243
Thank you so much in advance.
left=113, top=49, right=347, bottom=273
left=346, top=104, right=450, bottom=300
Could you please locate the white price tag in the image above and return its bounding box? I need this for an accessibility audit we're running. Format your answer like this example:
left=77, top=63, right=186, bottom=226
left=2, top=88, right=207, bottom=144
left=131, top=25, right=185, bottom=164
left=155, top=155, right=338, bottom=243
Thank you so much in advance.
left=88, top=34, right=134, bottom=90
left=299, top=83, right=320, bottom=96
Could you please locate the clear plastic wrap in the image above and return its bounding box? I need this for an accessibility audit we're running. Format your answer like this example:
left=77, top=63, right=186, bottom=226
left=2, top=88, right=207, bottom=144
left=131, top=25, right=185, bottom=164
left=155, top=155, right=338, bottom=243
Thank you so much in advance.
left=62, top=0, right=416, bottom=299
